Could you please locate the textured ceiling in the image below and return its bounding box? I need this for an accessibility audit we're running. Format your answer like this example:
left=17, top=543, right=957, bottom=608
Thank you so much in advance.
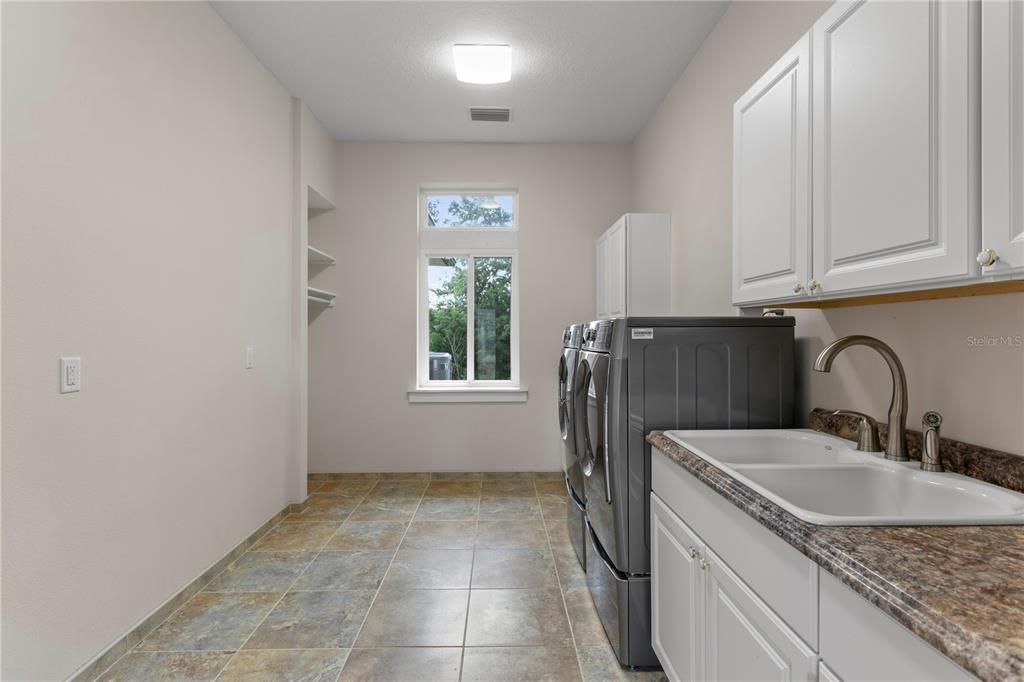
left=213, top=1, right=727, bottom=143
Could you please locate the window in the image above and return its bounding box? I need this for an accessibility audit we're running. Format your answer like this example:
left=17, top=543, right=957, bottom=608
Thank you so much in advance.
left=415, top=190, right=522, bottom=400
left=423, top=191, right=516, bottom=229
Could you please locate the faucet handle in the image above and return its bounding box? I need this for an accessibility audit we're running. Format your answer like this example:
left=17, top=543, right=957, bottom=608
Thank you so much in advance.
left=831, top=409, right=883, bottom=453
left=921, top=411, right=944, bottom=472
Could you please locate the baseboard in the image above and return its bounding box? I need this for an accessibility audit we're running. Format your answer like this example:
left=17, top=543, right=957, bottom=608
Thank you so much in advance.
left=307, top=471, right=564, bottom=481
left=68, top=500, right=300, bottom=682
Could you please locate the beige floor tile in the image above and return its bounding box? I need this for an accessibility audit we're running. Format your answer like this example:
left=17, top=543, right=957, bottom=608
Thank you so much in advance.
left=314, top=479, right=375, bottom=496
left=533, top=471, right=566, bottom=481
left=137, top=592, right=280, bottom=652
left=355, top=589, right=469, bottom=647
left=244, top=590, right=375, bottom=649
left=424, top=480, right=482, bottom=497
left=401, top=520, right=477, bottom=549
left=535, top=479, right=567, bottom=496
left=472, top=548, right=559, bottom=589
left=203, top=551, right=316, bottom=592
left=338, top=647, right=462, bottom=682
left=481, top=479, right=538, bottom=497
left=381, top=549, right=474, bottom=589
left=250, top=523, right=338, bottom=551
left=415, top=496, right=480, bottom=521
left=365, top=480, right=428, bottom=498
left=281, top=496, right=361, bottom=523
left=430, top=471, right=484, bottom=480
left=576, top=645, right=667, bottom=681
left=479, top=496, right=542, bottom=520
left=378, top=472, right=432, bottom=480
left=291, top=550, right=394, bottom=591
left=461, top=646, right=582, bottom=682
left=218, top=649, right=349, bottom=682
left=465, top=588, right=574, bottom=647
left=482, top=472, right=534, bottom=480
left=552, top=546, right=588, bottom=590
left=476, top=520, right=550, bottom=549
left=348, top=497, right=420, bottom=522
left=326, top=521, right=407, bottom=550
left=97, top=651, right=231, bottom=681
left=564, top=585, right=608, bottom=646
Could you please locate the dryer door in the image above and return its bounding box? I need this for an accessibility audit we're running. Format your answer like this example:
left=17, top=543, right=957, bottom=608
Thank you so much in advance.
left=575, top=351, right=609, bottom=503
left=558, top=349, right=573, bottom=447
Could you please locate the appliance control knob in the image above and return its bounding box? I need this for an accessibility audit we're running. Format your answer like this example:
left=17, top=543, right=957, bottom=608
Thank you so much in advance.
left=977, top=248, right=999, bottom=267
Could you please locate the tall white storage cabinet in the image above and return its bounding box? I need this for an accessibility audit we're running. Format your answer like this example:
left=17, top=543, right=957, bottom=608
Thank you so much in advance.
left=595, top=213, right=671, bottom=319
left=981, top=0, right=1024, bottom=276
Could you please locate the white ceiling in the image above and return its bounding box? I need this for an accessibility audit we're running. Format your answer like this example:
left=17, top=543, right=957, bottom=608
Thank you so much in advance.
left=213, top=1, right=727, bottom=143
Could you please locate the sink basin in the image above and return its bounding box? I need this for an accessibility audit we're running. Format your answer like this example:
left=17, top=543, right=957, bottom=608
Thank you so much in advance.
left=667, top=430, right=862, bottom=466
left=663, top=429, right=1024, bottom=526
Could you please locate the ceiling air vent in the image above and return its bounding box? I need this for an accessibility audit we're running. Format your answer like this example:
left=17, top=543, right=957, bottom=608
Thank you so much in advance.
left=469, top=107, right=511, bottom=123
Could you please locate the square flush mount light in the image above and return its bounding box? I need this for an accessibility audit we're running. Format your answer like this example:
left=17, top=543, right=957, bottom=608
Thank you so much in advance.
left=453, top=44, right=511, bottom=84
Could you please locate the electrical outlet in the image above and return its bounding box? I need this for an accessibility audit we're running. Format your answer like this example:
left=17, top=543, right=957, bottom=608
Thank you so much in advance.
left=60, top=356, right=81, bottom=393
left=245, top=346, right=255, bottom=369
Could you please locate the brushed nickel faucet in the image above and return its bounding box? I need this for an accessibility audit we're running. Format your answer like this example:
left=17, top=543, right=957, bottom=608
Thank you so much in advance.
left=813, top=335, right=909, bottom=461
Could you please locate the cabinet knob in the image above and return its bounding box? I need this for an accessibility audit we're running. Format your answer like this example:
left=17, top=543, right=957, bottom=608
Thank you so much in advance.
left=977, top=248, right=999, bottom=267
left=792, top=282, right=805, bottom=294
left=700, top=557, right=709, bottom=571
left=808, top=279, right=821, bottom=293
left=688, top=546, right=698, bottom=559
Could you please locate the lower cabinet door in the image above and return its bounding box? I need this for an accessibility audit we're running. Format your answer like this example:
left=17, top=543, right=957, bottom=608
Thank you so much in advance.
left=704, top=547, right=817, bottom=681
left=651, top=494, right=704, bottom=682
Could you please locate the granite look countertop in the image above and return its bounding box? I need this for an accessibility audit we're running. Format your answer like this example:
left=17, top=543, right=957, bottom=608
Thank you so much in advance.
left=646, top=430, right=1024, bottom=682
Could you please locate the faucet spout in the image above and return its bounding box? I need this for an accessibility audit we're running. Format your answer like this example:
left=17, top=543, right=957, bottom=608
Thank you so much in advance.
left=813, top=335, right=909, bottom=461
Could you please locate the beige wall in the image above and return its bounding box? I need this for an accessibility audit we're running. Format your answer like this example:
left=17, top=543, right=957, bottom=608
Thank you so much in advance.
left=2, top=4, right=304, bottom=678
left=632, top=0, right=1024, bottom=455
left=308, top=143, right=632, bottom=473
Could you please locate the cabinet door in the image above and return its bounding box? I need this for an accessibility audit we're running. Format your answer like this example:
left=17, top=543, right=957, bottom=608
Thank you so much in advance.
left=651, top=494, right=704, bottom=682
left=704, top=547, right=817, bottom=682
left=812, top=0, right=978, bottom=295
left=607, top=219, right=627, bottom=317
left=981, top=0, right=1024, bottom=275
left=732, top=34, right=812, bottom=305
left=819, top=661, right=843, bottom=682
left=596, top=234, right=608, bottom=318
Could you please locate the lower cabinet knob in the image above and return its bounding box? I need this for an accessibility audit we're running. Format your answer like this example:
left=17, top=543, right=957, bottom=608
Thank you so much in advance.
left=977, top=248, right=999, bottom=267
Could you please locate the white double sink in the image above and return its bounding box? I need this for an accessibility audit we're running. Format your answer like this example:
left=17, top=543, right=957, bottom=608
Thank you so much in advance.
left=663, top=429, right=1024, bottom=526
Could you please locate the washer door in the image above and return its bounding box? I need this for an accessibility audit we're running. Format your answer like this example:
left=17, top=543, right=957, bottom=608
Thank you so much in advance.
left=574, top=351, right=608, bottom=490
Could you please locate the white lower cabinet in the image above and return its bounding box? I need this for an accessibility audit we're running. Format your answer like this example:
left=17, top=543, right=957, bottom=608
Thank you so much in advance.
left=704, top=547, right=817, bottom=682
left=651, top=494, right=816, bottom=682
left=651, top=448, right=977, bottom=682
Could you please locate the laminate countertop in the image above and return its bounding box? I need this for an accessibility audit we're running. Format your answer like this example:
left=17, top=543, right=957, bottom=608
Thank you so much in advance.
left=646, top=430, right=1024, bottom=682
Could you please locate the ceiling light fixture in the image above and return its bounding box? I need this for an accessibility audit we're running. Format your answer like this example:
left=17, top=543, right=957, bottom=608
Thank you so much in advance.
left=453, top=44, right=511, bottom=84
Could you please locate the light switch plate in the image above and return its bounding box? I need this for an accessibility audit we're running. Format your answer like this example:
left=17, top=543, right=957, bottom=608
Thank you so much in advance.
left=60, top=356, right=81, bottom=393
left=245, top=346, right=255, bottom=369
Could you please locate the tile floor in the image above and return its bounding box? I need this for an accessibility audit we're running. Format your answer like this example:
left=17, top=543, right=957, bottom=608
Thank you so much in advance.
left=97, top=473, right=667, bottom=681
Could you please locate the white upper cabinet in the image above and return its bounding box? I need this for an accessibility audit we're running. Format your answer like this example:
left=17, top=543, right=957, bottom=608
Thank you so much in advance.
left=596, top=213, right=671, bottom=319
left=732, top=34, right=812, bottom=305
left=981, top=0, right=1024, bottom=276
left=811, top=0, right=978, bottom=295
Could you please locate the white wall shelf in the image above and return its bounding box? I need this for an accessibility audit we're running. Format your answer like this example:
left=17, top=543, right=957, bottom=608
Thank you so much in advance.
left=307, top=286, right=336, bottom=307
left=307, top=245, right=336, bottom=266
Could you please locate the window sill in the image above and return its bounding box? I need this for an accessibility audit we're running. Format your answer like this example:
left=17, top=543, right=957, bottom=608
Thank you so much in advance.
left=407, top=387, right=529, bottom=404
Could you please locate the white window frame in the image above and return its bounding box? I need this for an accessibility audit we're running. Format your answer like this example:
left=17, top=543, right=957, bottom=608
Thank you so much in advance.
left=412, top=188, right=525, bottom=402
